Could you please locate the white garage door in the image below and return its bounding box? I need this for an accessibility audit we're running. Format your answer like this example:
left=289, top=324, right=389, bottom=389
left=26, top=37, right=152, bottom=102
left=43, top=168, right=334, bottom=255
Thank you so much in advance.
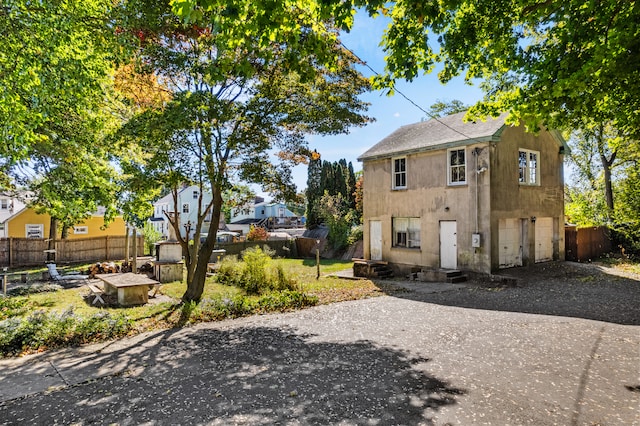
left=535, top=217, right=554, bottom=262
left=499, top=218, right=522, bottom=268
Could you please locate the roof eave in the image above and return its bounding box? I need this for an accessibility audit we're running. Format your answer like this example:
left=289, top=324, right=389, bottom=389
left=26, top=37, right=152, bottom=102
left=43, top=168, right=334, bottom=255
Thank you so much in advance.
left=358, top=135, right=497, bottom=162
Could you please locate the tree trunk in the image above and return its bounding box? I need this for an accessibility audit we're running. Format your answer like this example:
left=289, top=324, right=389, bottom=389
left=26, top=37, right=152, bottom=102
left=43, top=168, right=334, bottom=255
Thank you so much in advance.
left=132, top=227, right=138, bottom=273
left=124, top=225, right=130, bottom=267
left=182, top=186, right=224, bottom=303
left=601, top=156, right=615, bottom=218
left=47, top=218, right=57, bottom=262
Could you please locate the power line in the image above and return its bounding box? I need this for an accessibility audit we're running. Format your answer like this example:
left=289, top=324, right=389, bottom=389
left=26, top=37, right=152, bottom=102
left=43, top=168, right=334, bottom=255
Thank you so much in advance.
left=338, top=40, right=486, bottom=143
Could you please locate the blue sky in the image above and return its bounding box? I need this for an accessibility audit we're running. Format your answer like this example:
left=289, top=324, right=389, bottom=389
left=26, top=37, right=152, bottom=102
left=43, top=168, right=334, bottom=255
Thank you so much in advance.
left=269, top=12, right=486, bottom=198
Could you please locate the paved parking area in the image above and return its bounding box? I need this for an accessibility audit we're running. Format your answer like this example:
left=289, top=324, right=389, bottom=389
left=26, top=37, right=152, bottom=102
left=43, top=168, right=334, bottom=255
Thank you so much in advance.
left=0, top=262, right=638, bottom=425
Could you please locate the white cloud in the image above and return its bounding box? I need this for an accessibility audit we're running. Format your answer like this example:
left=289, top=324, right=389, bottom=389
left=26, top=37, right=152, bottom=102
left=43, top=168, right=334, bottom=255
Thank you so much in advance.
left=393, top=112, right=400, bottom=117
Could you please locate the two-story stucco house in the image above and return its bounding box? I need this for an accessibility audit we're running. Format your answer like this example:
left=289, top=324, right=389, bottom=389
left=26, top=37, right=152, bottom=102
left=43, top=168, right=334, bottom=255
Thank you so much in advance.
left=149, top=185, right=215, bottom=240
left=357, top=111, right=568, bottom=276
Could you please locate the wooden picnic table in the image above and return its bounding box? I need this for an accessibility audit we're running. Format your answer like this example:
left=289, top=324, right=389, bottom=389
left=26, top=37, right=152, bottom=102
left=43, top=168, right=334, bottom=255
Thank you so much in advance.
left=97, top=273, right=159, bottom=306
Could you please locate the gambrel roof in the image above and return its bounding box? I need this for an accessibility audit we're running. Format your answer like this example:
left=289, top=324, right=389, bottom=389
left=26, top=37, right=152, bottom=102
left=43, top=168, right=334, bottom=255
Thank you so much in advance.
left=358, top=112, right=510, bottom=161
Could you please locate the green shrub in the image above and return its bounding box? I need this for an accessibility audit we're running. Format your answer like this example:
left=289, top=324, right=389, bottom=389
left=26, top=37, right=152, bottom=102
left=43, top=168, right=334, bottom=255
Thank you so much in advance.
left=0, top=308, right=132, bottom=356
left=216, top=247, right=297, bottom=294
left=216, top=255, right=243, bottom=287
left=254, top=290, right=318, bottom=312
left=0, top=297, right=31, bottom=320
left=347, top=225, right=363, bottom=246
left=182, top=291, right=318, bottom=323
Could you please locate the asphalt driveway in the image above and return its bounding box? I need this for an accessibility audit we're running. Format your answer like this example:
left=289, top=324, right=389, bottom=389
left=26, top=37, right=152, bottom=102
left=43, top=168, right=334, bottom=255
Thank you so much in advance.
left=0, top=262, right=638, bottom=425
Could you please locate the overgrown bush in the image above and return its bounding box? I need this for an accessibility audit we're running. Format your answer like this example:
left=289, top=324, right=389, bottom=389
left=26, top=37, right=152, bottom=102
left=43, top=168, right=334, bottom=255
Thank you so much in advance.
left=0, top=308, right=132, bottom=356
left=347, top=225, right=363, bottom=246
left=215, top=246, right=297, bottom=294
left=180, top=291, right=318, bottom=324
left=0, top=297, right=31, bottom=321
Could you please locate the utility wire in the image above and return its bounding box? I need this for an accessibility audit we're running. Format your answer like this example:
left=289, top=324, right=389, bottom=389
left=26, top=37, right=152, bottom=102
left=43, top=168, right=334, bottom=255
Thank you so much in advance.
left=338, top=40, right=488, bottom=143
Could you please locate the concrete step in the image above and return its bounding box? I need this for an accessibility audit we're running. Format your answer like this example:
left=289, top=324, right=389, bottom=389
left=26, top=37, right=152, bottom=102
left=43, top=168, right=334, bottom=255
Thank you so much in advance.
left=447, top=274, right=468, bottom=283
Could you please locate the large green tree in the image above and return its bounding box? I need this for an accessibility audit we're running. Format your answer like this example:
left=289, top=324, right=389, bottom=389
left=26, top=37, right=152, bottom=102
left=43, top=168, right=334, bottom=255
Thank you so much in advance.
left=0, top=0, right=123, bottom=161
left=117, top=0, right=372, bottom=302
left=1, top=0, right=133, bottom=246
left=174, top=0, right=640, bottom=137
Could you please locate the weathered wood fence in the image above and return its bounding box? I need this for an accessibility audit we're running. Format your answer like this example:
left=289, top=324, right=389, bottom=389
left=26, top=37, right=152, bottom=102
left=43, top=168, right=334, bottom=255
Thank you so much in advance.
left=564, top=226, right=612, bottom=262
left=0, top=236, right=145, bottom=267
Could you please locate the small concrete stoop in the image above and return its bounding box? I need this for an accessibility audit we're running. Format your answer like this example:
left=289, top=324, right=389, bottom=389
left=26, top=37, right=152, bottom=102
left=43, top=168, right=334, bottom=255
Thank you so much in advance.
left=353, top=259, right=394, bottom=279
left=416, top=268, right=467, bottom=283
left=443, top=269, right=468, bottom=283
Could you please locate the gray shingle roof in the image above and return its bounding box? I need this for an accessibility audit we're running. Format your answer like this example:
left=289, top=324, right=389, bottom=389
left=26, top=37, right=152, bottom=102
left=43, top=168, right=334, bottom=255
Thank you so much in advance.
left=358, top=111, right=509, bottom=161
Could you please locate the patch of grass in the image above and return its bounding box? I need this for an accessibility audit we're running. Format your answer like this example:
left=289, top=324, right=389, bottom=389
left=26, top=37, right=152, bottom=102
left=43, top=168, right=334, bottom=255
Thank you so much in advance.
left=0, top=260, right=383, bottom=356
left=596, top=257, right=640, bottom=276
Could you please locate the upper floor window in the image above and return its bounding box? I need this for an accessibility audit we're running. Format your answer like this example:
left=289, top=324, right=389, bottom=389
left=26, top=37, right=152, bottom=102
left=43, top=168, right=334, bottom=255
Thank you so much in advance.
left=448, top=148, right=466, bottom=185
left=182, top=203, right=190, bottom=213
left=519, top=149, right=540, bottom=185
left=193, top=190, right=199, bottom=199
left=392, top=157, right=407, bottom=189
left=392, top=217, right=421, bottom=248
left=0, top=199, right=7, bottom=209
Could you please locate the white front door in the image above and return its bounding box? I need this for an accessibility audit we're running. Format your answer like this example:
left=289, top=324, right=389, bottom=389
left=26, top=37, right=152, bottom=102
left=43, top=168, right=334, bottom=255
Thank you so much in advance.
left=370, top=220, right=382, bottom=261
left=440, top=221, right=457, bottom=269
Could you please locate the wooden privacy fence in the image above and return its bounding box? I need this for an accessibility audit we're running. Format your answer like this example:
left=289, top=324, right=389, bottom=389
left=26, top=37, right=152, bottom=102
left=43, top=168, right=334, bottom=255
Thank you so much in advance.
left=564, top=226, right=612, bottom=262
left=0, top=236, right=144, bottom=267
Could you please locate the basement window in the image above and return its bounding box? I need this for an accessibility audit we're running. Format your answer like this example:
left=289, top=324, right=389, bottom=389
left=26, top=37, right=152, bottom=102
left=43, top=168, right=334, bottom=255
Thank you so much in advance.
left=392, top=217, right=421, bottom=248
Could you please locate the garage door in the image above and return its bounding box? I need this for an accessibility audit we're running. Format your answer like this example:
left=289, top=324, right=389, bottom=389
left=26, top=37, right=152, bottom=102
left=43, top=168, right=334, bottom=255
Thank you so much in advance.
left=499, top=218, right=522, bottom=268
left=535, top=217, right=553, bottom=262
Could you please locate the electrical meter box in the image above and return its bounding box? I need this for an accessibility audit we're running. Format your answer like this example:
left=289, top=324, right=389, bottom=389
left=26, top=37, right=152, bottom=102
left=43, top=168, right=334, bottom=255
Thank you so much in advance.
left=471, top=233, right=481, bottom=248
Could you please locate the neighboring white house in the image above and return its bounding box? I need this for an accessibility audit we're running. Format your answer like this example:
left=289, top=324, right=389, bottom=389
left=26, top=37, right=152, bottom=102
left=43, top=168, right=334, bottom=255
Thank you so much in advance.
left=0, top=191, right=31, bottom=238
left=229, top=197, right=299, bottom=234
left=149, top=185, right=216, bottom=240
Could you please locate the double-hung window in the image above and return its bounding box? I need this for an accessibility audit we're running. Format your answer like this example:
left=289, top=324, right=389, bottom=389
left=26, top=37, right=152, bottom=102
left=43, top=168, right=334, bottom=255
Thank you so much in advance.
left=519, top=149, right=540, bottom=185
left=182, top=203, right=190, bottom=213
left=392, top=217, right=421, bottom=248
left=392, top=157, right=407, bottom=189
left=448, top=148, right=466, bottom=185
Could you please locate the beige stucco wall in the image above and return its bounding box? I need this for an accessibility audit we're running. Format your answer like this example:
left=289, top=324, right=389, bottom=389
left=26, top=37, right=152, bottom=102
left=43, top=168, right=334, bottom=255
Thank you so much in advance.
left=361, top=124, right=565, bottom=275
left=488, top=126, right=565, bottom=270
left=362, top=142, right=493, bottom=274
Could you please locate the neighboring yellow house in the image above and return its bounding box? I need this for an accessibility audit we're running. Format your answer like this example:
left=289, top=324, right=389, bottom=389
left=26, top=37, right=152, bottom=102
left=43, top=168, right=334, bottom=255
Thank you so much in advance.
left=2, top=206, right=126, bottom=239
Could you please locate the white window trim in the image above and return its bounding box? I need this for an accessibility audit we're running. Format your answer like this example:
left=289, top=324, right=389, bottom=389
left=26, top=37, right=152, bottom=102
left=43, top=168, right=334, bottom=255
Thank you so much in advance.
left=519, top=148, right=540, bottom=186
left=392, top=217, right=421, bottom=249
left=26, top=224, right=44, bottom=238
left=182, top=203, right=190, bottom=213
left=447, top=148, right=467, bottom=186
left=73, top=226, right=88, bottom=234
left=392, top=156, right=407, bottom=190
left=0, top=199, right=7, bottom=209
